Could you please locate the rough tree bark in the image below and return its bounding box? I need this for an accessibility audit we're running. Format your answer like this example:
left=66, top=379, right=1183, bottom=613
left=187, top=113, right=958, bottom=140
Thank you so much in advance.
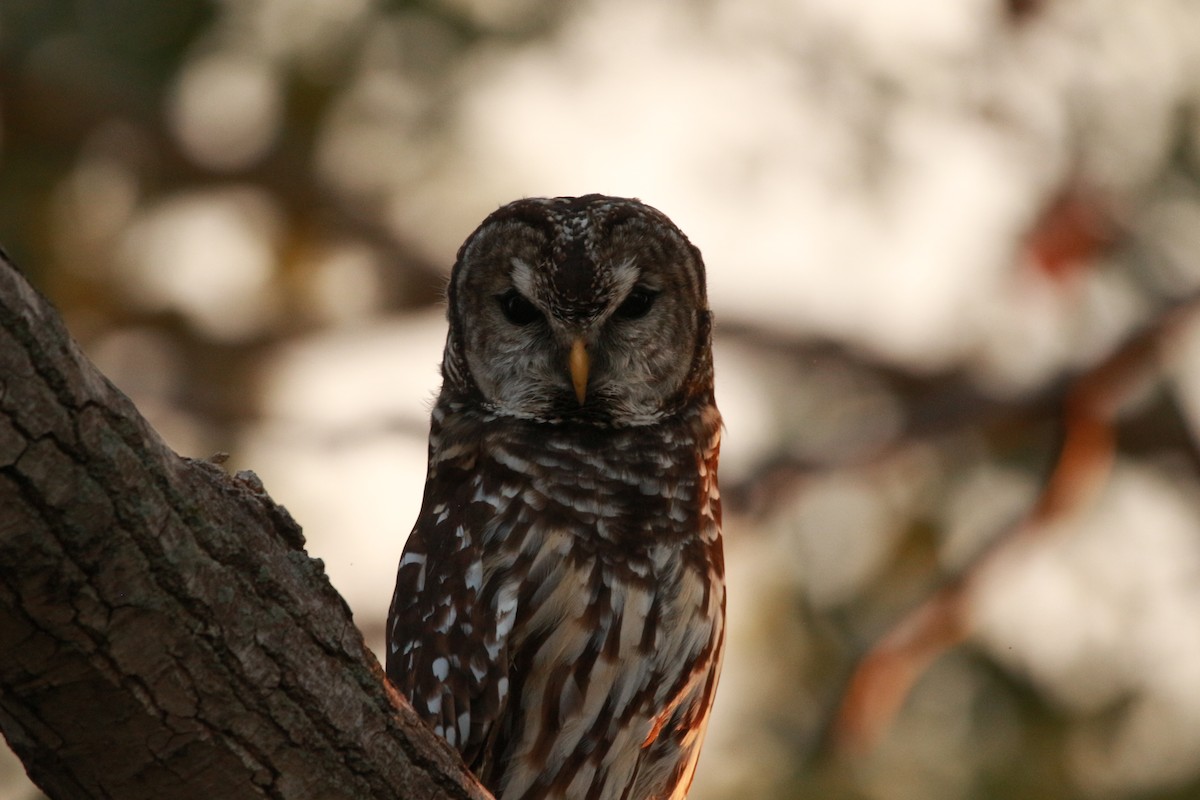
left=0, top=252, right=491, bottom=800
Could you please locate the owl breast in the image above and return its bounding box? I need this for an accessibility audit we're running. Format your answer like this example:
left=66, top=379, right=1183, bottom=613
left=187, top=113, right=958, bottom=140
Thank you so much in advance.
left=391, top=400, right=723, bottom=800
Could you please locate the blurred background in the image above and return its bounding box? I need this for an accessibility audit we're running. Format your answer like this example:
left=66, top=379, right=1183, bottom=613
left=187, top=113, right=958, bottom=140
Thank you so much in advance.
left=5, top=1, right=1200, bottom=798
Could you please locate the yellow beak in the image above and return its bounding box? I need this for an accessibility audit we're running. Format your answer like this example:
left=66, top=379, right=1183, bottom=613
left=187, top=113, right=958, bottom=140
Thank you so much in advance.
left=569, top=338, right=589, bottom=404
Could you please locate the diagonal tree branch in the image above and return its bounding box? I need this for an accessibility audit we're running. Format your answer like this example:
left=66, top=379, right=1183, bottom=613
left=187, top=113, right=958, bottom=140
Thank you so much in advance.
left=827, top=295, right=1199, bottom=757
left=0, top=251, right=492, bottom=800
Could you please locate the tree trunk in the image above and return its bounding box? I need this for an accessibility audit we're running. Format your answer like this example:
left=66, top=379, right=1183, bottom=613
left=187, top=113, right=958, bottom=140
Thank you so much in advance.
left=0, top=252, right=490, bottom=800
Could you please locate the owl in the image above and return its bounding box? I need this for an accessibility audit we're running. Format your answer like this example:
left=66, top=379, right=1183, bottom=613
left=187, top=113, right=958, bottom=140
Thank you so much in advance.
left=386, top=195, right=724, bottom=800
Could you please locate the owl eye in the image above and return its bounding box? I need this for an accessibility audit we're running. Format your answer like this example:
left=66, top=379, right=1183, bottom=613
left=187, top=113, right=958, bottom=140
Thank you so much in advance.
left=614, top=287, right=658, bottom=320
left=497, top=289, right=544, bottom=326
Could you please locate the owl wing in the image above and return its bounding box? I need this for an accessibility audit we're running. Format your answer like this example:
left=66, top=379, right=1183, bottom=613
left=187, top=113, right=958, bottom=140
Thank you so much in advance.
left=485, top=537, right=725, bottom=800
left=385, top=467, right=514, bottom=773
left=631, top=619, right=725, bottom=800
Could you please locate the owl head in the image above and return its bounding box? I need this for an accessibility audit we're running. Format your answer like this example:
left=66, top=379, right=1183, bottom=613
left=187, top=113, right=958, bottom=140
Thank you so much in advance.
left=440, top=195, right=713, bottom=426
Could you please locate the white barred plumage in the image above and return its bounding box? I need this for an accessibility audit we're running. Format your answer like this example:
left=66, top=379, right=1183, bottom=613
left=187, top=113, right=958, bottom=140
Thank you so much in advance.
left=386, top=195, right=724, bottom=800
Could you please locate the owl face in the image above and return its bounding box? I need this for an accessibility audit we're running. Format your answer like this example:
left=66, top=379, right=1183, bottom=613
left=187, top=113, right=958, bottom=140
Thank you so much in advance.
left=444, top=195, right=710, bottom=426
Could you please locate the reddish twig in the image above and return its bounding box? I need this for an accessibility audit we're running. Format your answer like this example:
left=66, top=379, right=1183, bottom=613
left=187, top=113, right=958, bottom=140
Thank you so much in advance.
left=829, top=301, right=1196, bottom=756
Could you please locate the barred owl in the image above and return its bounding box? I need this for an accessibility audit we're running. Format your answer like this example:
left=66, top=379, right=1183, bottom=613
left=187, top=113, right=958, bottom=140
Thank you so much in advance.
left=386, top=195, right=724, bottom=800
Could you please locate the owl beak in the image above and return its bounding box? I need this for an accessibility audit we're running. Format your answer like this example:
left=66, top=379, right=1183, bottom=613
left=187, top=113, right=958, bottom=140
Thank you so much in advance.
left=569, top=337, right=589, bottom=404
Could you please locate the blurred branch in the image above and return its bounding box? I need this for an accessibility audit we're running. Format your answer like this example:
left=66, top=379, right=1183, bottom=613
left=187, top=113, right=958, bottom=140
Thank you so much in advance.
left=0, top=251, right=490, bottom=799
left=717, top=326, right=1061, bottom=516
left=826, top=292, right=1199, bottom=757
left=1025, top=186, right=1122, bottom=282
left=0, top=48, right=447, bottom=314
left=722, top=184, right=1138, bottom=518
